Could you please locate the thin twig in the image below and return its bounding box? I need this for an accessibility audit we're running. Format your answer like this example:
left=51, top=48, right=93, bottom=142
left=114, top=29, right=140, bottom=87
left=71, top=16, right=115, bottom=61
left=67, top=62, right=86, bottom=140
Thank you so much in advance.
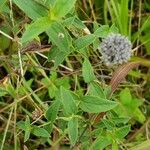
left=35, top=51, right=73, bottom=72
left=0, top=108, right=13, bottom=150
left=0, top=30, right=14, bottom=40
left=18, top=49, right=24, bottom=77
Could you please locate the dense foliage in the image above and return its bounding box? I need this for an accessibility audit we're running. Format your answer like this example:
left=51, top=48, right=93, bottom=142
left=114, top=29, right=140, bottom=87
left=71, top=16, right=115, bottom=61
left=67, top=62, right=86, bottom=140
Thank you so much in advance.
left=0, top=0, right=150, bottom=149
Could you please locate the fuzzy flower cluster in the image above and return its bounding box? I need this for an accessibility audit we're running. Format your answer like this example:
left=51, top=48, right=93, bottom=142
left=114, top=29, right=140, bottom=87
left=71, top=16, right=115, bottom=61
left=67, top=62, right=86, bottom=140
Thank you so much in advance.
left=100, top=33, right=132, bottom=66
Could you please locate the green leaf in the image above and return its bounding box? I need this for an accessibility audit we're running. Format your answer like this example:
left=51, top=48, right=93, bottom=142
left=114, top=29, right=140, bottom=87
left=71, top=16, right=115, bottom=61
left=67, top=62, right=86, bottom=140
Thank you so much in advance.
left=48, top=43, right=70, bottom=69
left=63, top=16, right=86, bottom=29
left=55, top=77, right=70, bottom=89
left=13, top=0, right=48, bottom=20
left=110, top=24, right=119, bottom=33
left=32, top=126, right=50, bottom=137
left=17, top=121, right=26, bottom=130
left=45, top=99, right=60, bottom=122
left=132, top=108, right=145, bottom=124
left=45, top=0, right=55, bottom=6
left=60, top=87, right=77, bottom=116
left=140, top=16, right=150, bottom=31
left=91, top=136, right=111, bottom=150
left=0, top=87, right=7, bottom=96
left=48, top=46, right=59, bottom=61
left=74, top=34, right=96, bottom=50
left=93, top=22, right=100, bottom=50
left=114, top=125, right=130, bottom=140
left=118, top=88, right=145, bottom=123
left=68, top=118, right=78, bottom=146
left=48, top=86, right=58, bottom=98
left=41, top=77, right=58, bottom=98
left=63, top=16, right=75, bottom=26
left=46, top=21, right=71, bottom=52
left=102, top=119, right=114, bottom=130
left=94, top=25, right=110, bottom=38
left=80, top=96, right=118, bottom=113
left=44, top=123, right=53, bottom=134
left=73, top=17, right=86, bottom=29
left=140, top=32, right=150, bottom=54
left=0, top=28, right=11, bottom=50
left=24, top=116, right=31, bottom=142
left=112, top=141, right=118, bottom=150
left=5, top=83, right=16, bottom=98
left=119, top=88, right=132, bottom=106
left=132, top=98, right=143, bottom=108
left=19, top=79, right=33, bottom=96
left=51, top=0, right=77, bottom=19
left=0, top=0, right=7, bottom=12
left=0, top=0, right=6, bottom=6
left=48, top=49, right=69, bottom=68
left=22, top=17, right=52, bottom=43
left=88, top=82, right=105, bottom=98
left=111, top=117, right=130, bottom=125
left=53, top=51, right=69, bottom=68
left=82, top=58, right=96, bottom=83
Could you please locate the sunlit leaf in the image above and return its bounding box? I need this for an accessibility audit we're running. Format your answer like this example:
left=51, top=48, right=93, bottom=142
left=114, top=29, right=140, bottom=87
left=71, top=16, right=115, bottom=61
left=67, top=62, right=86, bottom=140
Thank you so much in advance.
left=51, top=0, right=77, bottom=19
left=60, top=87, right=77, bottom=116
left=22, top=17, right=52, bottom=43
left=82, top=58, right=96, bottom=83
left=47, top=21, right=71, bottom=52
left=68, top=118, right=78, bottom=146
left=80, top=96, right=118, bottom=113
left=24, top=116, right=31, bottom=142
left=13, top=0, right=48, bottom=20
left=74, top=34, right=96, bottom=50
left=45, top=99, right=60, bottom=122
left=32, top=126, right=50, bottom=137
left=88, top=81, right=105, bottom=99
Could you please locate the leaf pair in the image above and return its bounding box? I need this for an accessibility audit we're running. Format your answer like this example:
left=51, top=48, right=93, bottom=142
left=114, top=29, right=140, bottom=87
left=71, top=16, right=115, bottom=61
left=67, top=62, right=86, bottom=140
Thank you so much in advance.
left=14, top=0, right=77, bottom=44
left=58, top=86, right=118, bottom=146
left=17, top=116, right=50, bottom=142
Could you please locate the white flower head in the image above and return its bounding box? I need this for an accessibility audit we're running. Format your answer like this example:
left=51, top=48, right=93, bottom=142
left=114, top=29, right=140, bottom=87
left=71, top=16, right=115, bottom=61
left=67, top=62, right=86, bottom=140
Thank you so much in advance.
left=100, top=33, right=132, bottom=66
